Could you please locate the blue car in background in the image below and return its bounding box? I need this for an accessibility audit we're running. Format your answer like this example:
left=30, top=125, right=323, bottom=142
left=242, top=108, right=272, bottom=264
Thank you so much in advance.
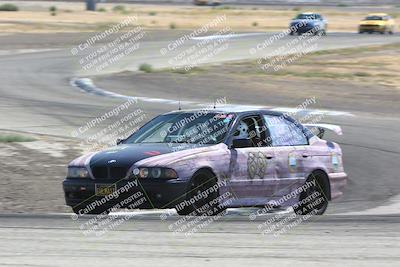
left=289, top=13, right=328, bottom=36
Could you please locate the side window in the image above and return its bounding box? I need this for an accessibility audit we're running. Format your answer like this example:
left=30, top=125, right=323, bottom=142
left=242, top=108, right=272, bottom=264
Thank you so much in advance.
left=263, top=115, right=308, bottom=146
left=232, top=115, right=266, bottom=147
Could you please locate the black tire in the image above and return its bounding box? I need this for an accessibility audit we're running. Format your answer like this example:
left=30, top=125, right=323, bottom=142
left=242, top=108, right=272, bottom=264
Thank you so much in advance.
left=176, top=169, right=225, bottom=216
left=289, top=31, right=294, bottom=36
left=294, top=171, right=329, bottom=215
left=72, top=205, right=110, bottom=215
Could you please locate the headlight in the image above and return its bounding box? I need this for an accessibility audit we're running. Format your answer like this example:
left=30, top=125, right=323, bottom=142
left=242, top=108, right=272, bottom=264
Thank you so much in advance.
left=132, top=167, right=178, bottom=179
left=139, top=168, right=149, bottom=178
left=68, top=167, right=90, bottom=178
left=151, top=168, right=162, bottom=178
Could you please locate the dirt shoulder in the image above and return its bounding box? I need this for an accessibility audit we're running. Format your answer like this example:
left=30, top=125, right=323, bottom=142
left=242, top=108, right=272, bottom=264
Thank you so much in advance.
left=1, top=1, right=399, bottom=32
left=0, top=131, right=82, bottom=213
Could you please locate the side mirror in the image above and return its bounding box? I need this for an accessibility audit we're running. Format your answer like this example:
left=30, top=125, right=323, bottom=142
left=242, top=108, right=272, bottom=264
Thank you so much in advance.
left=316, top=127, right=325, bottom=139
left=116, top=138, right=125, bottom=145
left=232, top=138, right=253, bottom=148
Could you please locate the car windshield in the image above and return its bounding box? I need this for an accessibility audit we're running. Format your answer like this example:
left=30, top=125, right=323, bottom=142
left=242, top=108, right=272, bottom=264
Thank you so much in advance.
left=125, top=112, right=235, bottom=144
left=295, top=14, right=318, bottom=20
left=365, top=16, right=383, bottom=20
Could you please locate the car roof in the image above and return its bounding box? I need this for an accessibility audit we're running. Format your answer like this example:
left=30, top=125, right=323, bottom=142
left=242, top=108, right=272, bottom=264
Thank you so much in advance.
left=165, top=106, right=284, bottom=116
left=367, top=13, right=388, bottom=16
left=299, top=12, right=320, bottom=15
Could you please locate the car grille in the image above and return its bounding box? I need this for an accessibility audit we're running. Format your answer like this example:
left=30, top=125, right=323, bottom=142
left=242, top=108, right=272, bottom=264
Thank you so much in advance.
left=361, top=25, right=380, bottom=29
left=91, top=166, right=129, bottom=180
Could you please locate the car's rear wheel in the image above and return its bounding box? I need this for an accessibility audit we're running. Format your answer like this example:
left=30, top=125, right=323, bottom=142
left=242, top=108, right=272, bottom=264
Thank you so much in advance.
left=294, top=171, right=329, bottom=215
left=176, top=169, right=225, bottom=216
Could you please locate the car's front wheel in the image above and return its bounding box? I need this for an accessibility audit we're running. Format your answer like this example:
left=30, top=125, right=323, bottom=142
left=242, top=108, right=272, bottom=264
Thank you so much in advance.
left=294, top=171, right=329, bottom=215
left=315, top=29, right=327, bottom=36
left=176, top=169, right=225, bottom=216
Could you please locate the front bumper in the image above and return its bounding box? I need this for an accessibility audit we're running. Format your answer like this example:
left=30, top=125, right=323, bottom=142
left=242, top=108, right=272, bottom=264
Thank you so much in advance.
left=328, top=172, right=348, bottom=200
left=63, top=178, right=189, bottom=211
left=359, top=25, right=385, bottom=32
left=290, top=25, right=319, bottom=34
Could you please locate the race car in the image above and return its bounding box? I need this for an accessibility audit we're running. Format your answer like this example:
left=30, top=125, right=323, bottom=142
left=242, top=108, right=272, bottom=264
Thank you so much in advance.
left=63, top=108, right=347, bottom=216
left=193, top=0, right=222, bottom=6
left=289, top=13, right=328, bottom=36
left=359, top=13, right=396, bottom=34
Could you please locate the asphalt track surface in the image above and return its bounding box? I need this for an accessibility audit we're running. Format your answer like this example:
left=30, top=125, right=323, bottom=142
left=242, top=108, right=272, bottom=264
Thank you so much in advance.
left=0, top=213, right=399, bottom=266
left=0, top=31, right=399, bottom=266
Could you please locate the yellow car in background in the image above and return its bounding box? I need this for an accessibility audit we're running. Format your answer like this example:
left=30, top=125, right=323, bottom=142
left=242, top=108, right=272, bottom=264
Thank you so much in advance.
left=193, top=0, right=222, bottom=6
left=359, top=13, right=396, bottom=34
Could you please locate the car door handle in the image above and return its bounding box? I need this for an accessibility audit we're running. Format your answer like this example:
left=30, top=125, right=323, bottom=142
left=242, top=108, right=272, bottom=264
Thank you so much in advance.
left=302, top=153, right=310, bottom=158
left=266, top=155, right=274, bottom=159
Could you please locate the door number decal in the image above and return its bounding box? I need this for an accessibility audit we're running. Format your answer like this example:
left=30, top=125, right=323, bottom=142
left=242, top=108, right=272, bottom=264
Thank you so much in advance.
left=247, top=152, right=268, bottom=180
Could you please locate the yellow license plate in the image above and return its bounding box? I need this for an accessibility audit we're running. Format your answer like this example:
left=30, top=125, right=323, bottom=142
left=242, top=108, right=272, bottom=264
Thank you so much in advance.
left=95, top=184, right=116, bottom=196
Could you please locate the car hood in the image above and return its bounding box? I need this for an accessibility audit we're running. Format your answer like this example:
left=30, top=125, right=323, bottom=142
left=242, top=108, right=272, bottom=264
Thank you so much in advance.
left=291, top=19, right=316, bottom=25
left=68, top=143, right=211, bottom=168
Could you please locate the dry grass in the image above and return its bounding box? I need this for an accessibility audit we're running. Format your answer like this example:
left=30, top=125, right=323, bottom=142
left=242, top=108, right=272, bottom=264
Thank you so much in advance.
left=160, top=43, right=400, bottom=89
left=263, top=44, right=400, bottom=88
left=0, top=134, right=35, bottom=143
left=230, top=44, right=400, bottom=89
left=1, top=2, right=399, bottom=32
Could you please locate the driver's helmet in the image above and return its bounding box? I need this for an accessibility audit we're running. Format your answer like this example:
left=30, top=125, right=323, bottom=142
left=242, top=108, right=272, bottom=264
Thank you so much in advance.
left=234, top=121, right=249, bottom=139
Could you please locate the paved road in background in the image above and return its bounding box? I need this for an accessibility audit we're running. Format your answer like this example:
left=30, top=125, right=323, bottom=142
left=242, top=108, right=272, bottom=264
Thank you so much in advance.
left=1, top=31, right=399, bottom=135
